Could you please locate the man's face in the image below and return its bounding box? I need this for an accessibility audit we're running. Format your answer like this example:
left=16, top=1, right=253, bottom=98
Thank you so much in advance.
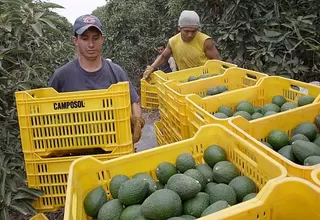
left=180, top=27, right=198, bottom=43
left=73, top=27, right=104, bottom=60
left=157, top=46, right=165, bottom=55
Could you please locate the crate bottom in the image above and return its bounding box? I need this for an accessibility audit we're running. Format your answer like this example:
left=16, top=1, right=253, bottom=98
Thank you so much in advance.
left=25, top=149, right=133, bottom=212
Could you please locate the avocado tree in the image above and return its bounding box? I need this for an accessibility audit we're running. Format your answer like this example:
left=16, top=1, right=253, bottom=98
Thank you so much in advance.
left=0, top=0, right=74, bottom=218
left=214, top=0, right=320, bottom=81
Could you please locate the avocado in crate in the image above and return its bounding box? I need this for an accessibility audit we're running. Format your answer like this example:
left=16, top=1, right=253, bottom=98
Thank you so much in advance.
left=229, top=101, right=320, bottom=186
left=163, top=67, right=268, bottom=140
left=203, top=177, right=320, bottom=220
left=186, top=76, right=320, bottom=137
left=154, top=60, right=237, bottom=115
left=83, top=149, right=259, bottom=219
left=154, top=59, right=236, bottom=85
left=60, top=124, right=286, bottom=220
left=261, top=115, right=320, bottom=166
left=211, top=94, right=315, bottom=120
left=187, top=73, right=220, bottom=82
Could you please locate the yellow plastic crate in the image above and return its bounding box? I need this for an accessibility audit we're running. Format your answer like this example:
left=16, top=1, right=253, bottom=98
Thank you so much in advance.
left=25, top=146, right=133, bottom=212
left=201, top=177, right=320, bottom=220
left=30, top=213, right=48, bottom=220
left=311, top=167, right=320, bottom=187
left=164, top=67, right=268, bottom=140
left=153, top=59, right=237, bottom=88
left=154, top=121, right=168, bottom=146
left=229, top=101, right=320, bottom=184
left=64, top=124, right=286, bottom=220
left=159, top=109, right=181, bottom=143
left=15, top=82, right=133, bottom=156
left=186, top=76, right=320, bottom=137
left=157, top=87, right=168, bottom=118
left=154, top=60, right=237, bottom=115
left=140, top=78, right=158, bottom=110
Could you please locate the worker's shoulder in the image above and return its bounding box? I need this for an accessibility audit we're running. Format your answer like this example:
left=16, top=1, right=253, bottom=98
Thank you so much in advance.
left=104, top=59, right=128, bottom=80
left=169, top=33, right=181, bottom=42
left=105, top=59, right=125, bottom=73
left=197, top=32, right=212, bottom=40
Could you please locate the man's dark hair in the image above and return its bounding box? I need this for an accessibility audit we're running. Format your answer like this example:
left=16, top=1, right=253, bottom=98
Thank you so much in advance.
left=156, top=43, right=166, bottom=48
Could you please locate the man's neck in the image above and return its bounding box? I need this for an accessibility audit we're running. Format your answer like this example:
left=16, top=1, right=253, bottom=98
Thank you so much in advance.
left=78, top=56, right=103, bottom=72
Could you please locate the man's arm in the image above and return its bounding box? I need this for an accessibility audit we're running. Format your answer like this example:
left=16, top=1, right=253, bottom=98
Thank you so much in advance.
left=131, top=101, right=144, bottom=144
left=168, top=56, right=177, bottom=72
left=204, top=38, right=222, bottom=60
left=150, top=44, right=173, bottom=70
left=132, top=102, right=142, bottom=117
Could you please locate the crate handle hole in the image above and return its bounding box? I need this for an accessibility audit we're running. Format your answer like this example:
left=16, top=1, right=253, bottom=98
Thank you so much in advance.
left=222, top=65, right=231, bottom=69
left=291, top=84, right=301, bottom=91
left=246, top=73, right=257, bottom=79
left=44, top=148, right=108, bottom=158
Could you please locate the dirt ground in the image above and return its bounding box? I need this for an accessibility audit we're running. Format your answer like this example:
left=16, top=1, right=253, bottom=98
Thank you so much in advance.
left=141, top=108, right=160, bottom=124
left=10, top=209, right=64, bottom=220
left=11, top=109, right=160, bottom=220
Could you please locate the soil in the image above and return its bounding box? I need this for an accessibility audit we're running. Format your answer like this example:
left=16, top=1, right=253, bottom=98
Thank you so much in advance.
left=9, top=208, right=64, bottom=220
left=141, top=108, right=160, bottom=124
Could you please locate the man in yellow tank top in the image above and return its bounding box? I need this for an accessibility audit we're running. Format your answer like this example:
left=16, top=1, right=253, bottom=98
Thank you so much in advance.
left=143, top=10, right=221, bottom=80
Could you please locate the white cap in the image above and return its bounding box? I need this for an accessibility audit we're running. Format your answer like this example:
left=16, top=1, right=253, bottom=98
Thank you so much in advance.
left=178, top=10, right=200, bottom=28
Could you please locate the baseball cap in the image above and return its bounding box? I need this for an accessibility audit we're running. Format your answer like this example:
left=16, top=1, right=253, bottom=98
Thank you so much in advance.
left=73, top=14, right=103, bottom=35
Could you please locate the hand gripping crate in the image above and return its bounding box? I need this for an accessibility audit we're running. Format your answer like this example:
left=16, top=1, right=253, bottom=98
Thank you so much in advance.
left=153, top=59, right=237, bottom=116
left=140, top=77, right=158, bottom=110
left=164, top=67, right=268, bottom=140
left=25, top=149, right=130, bottom=212
left=15, top=82, right=133, bottom=156
left=203, top=177, right=320, bottom=220
left=186, top=76, right=320, bottom=137
left=311, top=167, right=320, bottom=187
left=229, top=101, right=320, bottom=184
left=63, top=124, right=286, bottom=220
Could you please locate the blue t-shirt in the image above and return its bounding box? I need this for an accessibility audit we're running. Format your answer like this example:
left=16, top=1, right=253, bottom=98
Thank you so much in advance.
left=48, top=58, right=139, bottom=104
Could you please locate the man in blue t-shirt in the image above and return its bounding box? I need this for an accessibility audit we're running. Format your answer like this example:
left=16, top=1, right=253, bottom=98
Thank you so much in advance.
left=48, top=14, right=144, bottom=144
left=155, top=43, right=177, bottom=73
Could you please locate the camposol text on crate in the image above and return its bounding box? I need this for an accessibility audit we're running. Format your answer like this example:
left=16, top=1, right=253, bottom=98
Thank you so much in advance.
left=53, top=101, right=85, bottom=110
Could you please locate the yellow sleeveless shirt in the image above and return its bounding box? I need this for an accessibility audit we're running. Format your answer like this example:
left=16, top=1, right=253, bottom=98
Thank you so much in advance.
left=169, top=32, right=211, bottom=70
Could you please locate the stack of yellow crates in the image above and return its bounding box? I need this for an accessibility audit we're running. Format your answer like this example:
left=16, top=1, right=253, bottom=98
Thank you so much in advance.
left=15, top=82, right=134, bottom=212
left=63, top=61, right=320, bottom=220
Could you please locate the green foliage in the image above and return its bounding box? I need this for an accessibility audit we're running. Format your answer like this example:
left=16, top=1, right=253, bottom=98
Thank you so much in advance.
left=94, top=0, right=319, bottom=85
left=0, top=0, right=74, bottom=218
left=0, top=150, right=44, bottom=219
left=210, top=0, right=320, bottom=81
